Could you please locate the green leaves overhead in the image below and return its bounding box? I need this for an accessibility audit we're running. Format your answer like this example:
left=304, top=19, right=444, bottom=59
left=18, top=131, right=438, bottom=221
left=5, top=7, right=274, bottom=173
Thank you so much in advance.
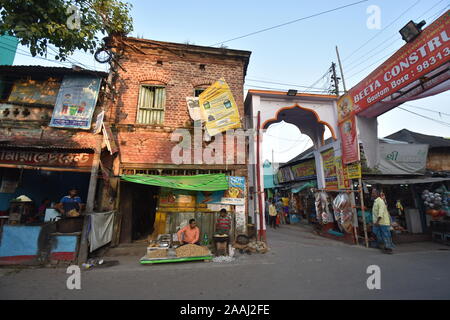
left=0, top=0, right=133, bottom=61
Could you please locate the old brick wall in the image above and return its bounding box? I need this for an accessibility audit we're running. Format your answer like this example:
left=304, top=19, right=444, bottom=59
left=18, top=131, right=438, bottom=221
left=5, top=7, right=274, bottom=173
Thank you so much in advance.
left=108, top=38, right=250, bottom=167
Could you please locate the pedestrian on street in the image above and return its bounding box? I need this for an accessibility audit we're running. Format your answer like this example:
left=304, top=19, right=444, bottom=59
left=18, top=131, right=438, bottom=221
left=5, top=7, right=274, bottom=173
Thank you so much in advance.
left=269, top=199, right=278, bottom=229
left=276, top=198, right=285, bottom=225
left=371, top=189, right=394, bottom=254
left=265, top=198, right=270, bottom=225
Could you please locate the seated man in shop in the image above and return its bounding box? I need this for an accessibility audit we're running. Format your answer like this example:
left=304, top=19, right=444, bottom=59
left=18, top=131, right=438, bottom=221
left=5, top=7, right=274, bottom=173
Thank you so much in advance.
left=177, top=219, right=200, bottom=245
left=55, top=188, right=85, bottom=217
left=215, top=208, right=231, bottom=235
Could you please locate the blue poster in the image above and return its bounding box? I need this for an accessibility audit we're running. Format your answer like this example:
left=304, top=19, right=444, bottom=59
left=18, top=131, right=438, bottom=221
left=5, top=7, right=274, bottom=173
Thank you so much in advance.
left=49, top=75, right=102, bottom=129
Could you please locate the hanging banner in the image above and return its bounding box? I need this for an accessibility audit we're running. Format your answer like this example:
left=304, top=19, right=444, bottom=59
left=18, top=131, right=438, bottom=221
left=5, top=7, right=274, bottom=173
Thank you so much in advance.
left=50, top=75, right=102, bottom=129
left=375, top=143, right=428, bottom=175
left=221, top=176, right=245, bottom=205
left=335, top=156, right=350, bottom=190
left=339, top=114, right=360, bottom=165
left=321, top=149, right=338, bottom=190
left=198, top=79, right=241, bottom=136
left=346, top=10, right=450, bottom=116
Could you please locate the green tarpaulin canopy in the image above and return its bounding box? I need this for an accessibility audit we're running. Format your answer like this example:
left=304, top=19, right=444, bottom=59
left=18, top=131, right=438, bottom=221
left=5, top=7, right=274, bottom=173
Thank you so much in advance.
left=121, top=174, right=229, bottom=191
left=291, top=181, right=317, bottom=193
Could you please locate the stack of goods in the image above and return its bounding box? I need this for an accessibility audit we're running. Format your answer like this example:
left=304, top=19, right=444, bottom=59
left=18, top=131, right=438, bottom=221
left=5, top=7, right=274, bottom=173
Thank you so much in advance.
left=422, top=189, right=449, bottom=219
left=175, top=244, right=210, bottom=257
left=146, top=242, right=169, bottom=259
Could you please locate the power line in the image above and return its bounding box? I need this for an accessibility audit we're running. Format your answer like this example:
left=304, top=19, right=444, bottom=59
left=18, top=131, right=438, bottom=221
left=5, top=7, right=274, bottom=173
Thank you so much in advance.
left=246, top=78, right=326, bottom=90
left=342, top=0, right=422, bottom=62
left=244, top=84, right=329, bottom=94
left=403, top=104, right=450, bottom=117
left=210, top=0, right=369, bottom=47
left=397, top=107, right=450, bottom=127
left=345, top=0, right=448, bottom=69
left=346, top=47, right=398, bottom=80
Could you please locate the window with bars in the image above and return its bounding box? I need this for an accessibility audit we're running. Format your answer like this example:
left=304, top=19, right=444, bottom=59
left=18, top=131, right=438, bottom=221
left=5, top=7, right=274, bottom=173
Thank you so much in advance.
left=137, top=85, right=166, bottom=124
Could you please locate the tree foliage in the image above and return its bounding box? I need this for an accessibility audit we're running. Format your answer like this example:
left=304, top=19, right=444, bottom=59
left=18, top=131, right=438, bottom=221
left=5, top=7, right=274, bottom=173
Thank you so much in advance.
left=0, top=0, right=133, bottom=61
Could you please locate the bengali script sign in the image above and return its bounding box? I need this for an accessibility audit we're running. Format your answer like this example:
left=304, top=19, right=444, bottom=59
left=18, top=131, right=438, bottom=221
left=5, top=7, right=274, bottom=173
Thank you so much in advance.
left=0, top=150, right=94, bottom=168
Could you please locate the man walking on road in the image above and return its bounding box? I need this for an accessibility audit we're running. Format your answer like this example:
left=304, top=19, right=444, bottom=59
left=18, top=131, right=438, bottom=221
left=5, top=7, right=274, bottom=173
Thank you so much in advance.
left=371, top=189, right=394, bottom=254
left=269, top=199, right=278, bottom=229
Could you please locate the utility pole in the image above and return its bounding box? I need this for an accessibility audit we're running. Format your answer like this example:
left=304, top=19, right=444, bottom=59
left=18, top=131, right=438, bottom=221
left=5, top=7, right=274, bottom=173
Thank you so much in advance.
left=330, top=62, right=340, bottom=96
left=335, top=46, right=347, bottom=93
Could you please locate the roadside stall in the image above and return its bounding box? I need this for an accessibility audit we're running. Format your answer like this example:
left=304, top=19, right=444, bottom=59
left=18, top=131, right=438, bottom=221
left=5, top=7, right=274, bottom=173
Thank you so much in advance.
left=120, top=174, right=247, bottom=265
left=0, top=148, right=96, bottom=265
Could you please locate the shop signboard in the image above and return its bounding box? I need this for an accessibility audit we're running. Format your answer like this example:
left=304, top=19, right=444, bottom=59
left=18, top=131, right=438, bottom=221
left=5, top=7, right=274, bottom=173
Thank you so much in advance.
left=335, top=156, right=351, bottom=190
left=221, top=176, right=245, bottom=205
left=376, top=143, right=428, bottom=175
left=290, top=159, right=316, bottom=180
left=0, top=150, right=94, bottom=169
left=198, top=79, right=241, bottom=136
left=8, top=78, right=60, bottom=105
left=344, top=10, right=450, bottom=116
left=345, top=161, right=362, bottom=179
left=321, top=148, right=338, bottom=190
left=50, top=75, right=102, bottom=130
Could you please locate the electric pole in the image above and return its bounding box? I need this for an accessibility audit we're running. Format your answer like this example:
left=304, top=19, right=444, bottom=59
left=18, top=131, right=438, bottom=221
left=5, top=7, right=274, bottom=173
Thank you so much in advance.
left=330, top=62, right=340, bottom=96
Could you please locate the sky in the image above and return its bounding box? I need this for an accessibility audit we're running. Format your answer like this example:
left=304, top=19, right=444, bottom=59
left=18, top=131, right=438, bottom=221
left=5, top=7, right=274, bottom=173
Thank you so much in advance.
left=9, top=0, right=450, bottom=163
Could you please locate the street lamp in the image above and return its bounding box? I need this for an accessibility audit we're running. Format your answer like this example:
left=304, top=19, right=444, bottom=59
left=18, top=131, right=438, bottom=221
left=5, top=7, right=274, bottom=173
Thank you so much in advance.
left=287, top=89, right=298, bottom=96
left=399, top=20, right=426, bottom=43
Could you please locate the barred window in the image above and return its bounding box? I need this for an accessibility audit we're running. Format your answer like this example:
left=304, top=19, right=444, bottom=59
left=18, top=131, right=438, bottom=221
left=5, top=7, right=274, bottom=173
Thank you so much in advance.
left=137, top=85, right=166, bottom=124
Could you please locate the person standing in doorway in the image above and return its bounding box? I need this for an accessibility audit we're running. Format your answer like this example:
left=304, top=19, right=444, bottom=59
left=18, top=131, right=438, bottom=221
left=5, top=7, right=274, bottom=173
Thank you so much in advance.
left=371, top=189, right=394, bottom=254
left=215, top=209, right=231, bottom=235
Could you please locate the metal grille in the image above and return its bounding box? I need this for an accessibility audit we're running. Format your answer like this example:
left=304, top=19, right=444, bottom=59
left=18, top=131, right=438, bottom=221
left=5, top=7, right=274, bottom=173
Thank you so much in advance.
left=137, top=85, right=165, bottom=124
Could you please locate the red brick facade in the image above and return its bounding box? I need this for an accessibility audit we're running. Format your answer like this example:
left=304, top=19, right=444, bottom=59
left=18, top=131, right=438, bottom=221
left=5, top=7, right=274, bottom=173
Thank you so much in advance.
left=107, top=37, right=251, bottom=169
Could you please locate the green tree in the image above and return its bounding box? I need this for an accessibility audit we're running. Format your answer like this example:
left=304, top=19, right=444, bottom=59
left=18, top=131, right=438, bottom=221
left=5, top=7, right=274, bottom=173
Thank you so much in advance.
left=0, top=0, right=133, bottom=61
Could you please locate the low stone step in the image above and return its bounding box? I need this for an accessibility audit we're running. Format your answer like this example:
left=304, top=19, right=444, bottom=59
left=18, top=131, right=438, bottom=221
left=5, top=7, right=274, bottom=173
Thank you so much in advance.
left=104, top=243, right=148, bottom=257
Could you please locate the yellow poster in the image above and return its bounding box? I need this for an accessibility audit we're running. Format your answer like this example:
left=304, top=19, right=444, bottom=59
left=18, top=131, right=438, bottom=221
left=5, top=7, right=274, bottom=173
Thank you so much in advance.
left=198, top=79, right=241, bottom=136
left=345, top=162, right=362, bottom=179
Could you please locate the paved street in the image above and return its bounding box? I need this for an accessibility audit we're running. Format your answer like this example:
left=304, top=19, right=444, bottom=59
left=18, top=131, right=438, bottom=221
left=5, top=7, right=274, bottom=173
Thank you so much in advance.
left=1, top=223, right=450, bottom=300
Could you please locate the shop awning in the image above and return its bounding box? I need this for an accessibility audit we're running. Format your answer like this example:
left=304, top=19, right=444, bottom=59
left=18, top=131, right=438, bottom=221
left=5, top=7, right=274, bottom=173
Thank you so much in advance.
left=291, top=181, right=317, bottom=193
left=363, top=176, right=450, bottom=185
left=121, top=174, right=229, bottom=191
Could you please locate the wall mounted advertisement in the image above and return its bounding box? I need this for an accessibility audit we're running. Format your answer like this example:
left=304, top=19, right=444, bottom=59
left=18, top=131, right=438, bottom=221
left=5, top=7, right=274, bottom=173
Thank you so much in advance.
left=50, top=75, right=102, bottom=130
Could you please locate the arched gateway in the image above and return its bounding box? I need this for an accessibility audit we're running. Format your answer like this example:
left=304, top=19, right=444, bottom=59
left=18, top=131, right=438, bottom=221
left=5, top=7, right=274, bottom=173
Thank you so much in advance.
left=244, top=90, right=341, bottom=235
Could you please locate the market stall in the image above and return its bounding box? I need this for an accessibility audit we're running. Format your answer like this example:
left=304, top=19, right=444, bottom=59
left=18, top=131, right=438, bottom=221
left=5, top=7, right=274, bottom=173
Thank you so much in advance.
left=0, top=147, right=97, bottom=265
left=120, top=174, right=247, bottom=264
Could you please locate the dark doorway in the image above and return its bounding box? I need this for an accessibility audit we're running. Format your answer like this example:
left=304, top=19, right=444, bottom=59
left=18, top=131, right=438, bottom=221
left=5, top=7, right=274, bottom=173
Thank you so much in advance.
left=119, top=182, right=159, bottom=243
left=131, top=183, right=158, bottom=241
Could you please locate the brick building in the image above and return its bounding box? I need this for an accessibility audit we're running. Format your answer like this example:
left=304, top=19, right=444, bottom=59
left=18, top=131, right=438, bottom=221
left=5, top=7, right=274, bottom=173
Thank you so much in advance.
left=103, top=37, right=251, bottom=244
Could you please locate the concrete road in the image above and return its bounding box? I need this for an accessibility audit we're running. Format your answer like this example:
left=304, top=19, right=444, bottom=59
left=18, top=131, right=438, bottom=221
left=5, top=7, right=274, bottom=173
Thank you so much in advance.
left=1, top=223, right=449, bottom=299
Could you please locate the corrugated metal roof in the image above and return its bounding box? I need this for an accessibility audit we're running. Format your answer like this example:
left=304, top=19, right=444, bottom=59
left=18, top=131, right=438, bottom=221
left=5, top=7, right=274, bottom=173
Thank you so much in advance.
left=385, top=129, right=450, bottom=149
left=0, top=139, right=95, bottom=153
left=0, top=65, right=108, bottom=77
